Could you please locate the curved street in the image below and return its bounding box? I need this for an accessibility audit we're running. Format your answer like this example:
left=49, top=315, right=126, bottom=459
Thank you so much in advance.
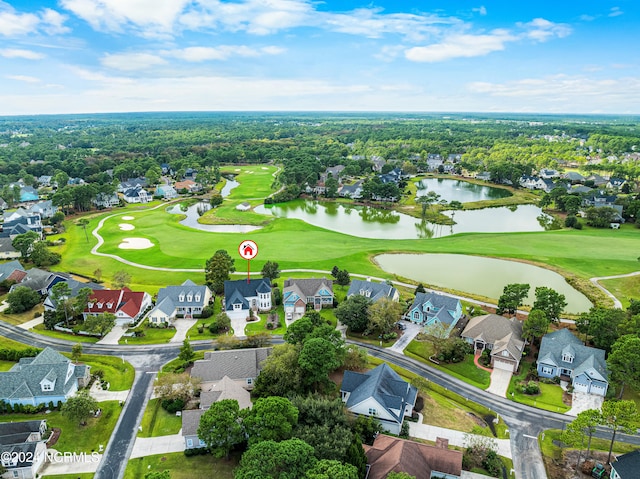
left=2, top=320, right=640, bottom=479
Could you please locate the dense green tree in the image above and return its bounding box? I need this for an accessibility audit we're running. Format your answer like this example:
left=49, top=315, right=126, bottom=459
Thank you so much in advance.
left=575, top=307, right=625, bottom=351
left=335, top=295, right=371, bottom=333
left=253, top=343, right=304, bottom=398
left=235, top=439, right=317, bottom=479
left=198, top=399, right=245, bottom=459
left=83, top=313, right=116, bottom=336
left=209, top=193, right=223, bottom=207
left=208, top=312, right=231, bottom=333
left=243, top=396, right=299, bottom=445
left=532, top=287, right=567, bottom=322
left=607, top=335, right=640, bottom=397
left=324, top=176, right=339, bottom=198
left=71, top=343, right=83, bottom=363
left=205, top=249, right=236, bottom=294
left=415, top=283, right=426, bottom=294
left=496, top=283, right=530, bottom=316
left=368, top=297, right=404, bottom=335
left=144, top=471, right=171, bottom=479
left=12, top=231, right=39, bottom=259
left=7, top=286, right=40, bottom=313
left=335, top=269, right=351, bottom=286
left=284, top=316, right=318, bottom=345
left=386, top=473, right=416, bottom=479
left=522, top=309, right=549, bottom=345
left=61, top=390, right=98, bottom=426
left=561, top=409, right=601, bottom=461
left=342, top=344, right=368, bottom=370
left=584, top=206, right=619, bottom=228
left=260, top=261, right=280, bottom=281
left=298, top=337, right=342, bottom=390
left=30, top=242, right=61, bottom=267
left=601, top=400, right=640, bottom=463
left=305, top=460, right=358, bottom=479
left=178, top=339, right=195, bottom=363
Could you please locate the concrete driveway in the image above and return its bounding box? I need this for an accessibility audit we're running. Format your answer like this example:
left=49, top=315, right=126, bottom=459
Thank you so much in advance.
left=387, top=321, right=422, bottom=353
left=486, top=368, right=512, bottom=397
left=170, top=318, right=197, bottom=343
left=566, top=391, right=604, bottom=416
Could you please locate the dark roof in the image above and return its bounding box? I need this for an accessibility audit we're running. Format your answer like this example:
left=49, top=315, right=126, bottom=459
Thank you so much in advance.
left=0, top=420, right=45, bottom=446
left=224, top=278, right=271, bottom=311
left=157, top=280, right=211, bottom=308
left=0, top=260, right=24, bottom=280
left=191, top=348, right=272, bottom=382
left=283, top=278, right=333, bottom=298
left=538, top=328, right=608, bottom=381
left=347, top=279, right=397, bottom=303
left=341, top=363, right=417, bottom=423
left=0, top=238, right=18, bottom=254
left=410, top=292, right=461, bottom=326
left=612, top=450, right=640, bottom=478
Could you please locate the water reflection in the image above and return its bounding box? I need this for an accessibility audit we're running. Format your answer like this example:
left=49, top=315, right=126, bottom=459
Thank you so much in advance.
left=167, top=202, right=262, bottom=233
left=416, top=178, right=512, bottom=203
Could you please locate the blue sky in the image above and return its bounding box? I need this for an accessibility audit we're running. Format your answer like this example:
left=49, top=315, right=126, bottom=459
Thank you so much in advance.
left=0, top=0, right=638, bottom=115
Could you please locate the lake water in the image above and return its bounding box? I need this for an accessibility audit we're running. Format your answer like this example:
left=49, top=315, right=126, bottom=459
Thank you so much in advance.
left=221, top=178, right=239, bottom=197
left=255, top=201, right=548, bottom=239
left=167, top=202, right=261, bottom=233
left=375, top=253, right=592, bottom=314
left=417, top=178, right=512, bottom=203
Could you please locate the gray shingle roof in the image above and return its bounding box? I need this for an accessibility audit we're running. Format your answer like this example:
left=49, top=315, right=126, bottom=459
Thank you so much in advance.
left=341, top=363, right=416, bottom=423
left=347, top=279, right=397, bottom=303
left=0, top=420, right=45, bottom=446
left=0, top=260, right=24, bottom=280
left=191, top=348, right=272, bottom=382
left=283, top=278, right=333, bottom=298
left=181, top=409, right=205, bottom=437
left=156, top=281, right=211, bottom=308
left=410, top=292, right=461, bottom=327
left=224, top=278, right=271, bottom=312
left=612, top=450, right=640, bottom=478
left=538, top=328, right=608, bottom=380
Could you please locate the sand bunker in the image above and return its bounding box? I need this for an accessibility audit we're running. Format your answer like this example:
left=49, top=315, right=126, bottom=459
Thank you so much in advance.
left=261, top=167, right=268, bottom=170
left=118, top=237, right=153, bottom=250
left=119, top=224, right=135, bottom=231
left=122, top=215, right=134, bottom=220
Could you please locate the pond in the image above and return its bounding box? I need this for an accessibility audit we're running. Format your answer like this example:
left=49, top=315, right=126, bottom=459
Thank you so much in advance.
left=255, top=200, right=548, bottom=239
left=167, top=202, right=261, bottom=233
left=221, top=178, right=239, bottom=197
left=416, top=178, right=512, bottom=203
left=375, top=253, right=592, bottom=314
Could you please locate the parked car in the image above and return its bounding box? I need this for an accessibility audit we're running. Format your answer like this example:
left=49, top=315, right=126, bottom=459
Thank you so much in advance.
left=396, top=322, right=407, bottom=330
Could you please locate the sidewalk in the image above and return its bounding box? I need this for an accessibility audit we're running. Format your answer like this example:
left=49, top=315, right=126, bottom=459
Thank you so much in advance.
left=170, top=318, right=197, bottom=343
left=19, top=315, right=44, bottom=330
left=409, top=414, right=512, bottom=459
left=130, top=432, right=185, bottom=459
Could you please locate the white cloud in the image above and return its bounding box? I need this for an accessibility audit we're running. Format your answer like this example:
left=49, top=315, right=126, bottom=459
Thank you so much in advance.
left=101, top=52, right=167, bottom=71
left=166, top=45, right=284, bottom=62
left=5, top=74, right=40, bottom=83
left=609, top=7, right=623, bottom=17
left=60, top=0, right=191, bottom=33
left=0, top=2, right=69, bottom=37
left=473, top=6, right=487, bottom=16
left=520, top=18, right=571, bottom=42
left=405, top=30, right=515, bottom=62
left=0, top=48, right=44, bottom=59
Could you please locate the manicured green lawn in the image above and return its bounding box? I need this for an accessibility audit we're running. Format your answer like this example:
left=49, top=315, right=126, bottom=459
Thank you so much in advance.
left=0, top=360, right=15, bottom=371
left=161, top=351, right=205, bottom=373
left=405, top=340, right=491, bottom=390
left=0, top=335, right=33, bottom=349
left=244, top=311, right=287, bottom=335
left=600, top=274, right=640, bottom=308
left=507, top=361, right=570, bottom=413
left=138, top=398, right=182, bottom=437
left=32, top=323, right=100, bottom=343
left=72, top=354, right=135, bottom=391
left=0, top=400, right=121, bottom=453
left=41, top=473, right=95, bottom=479
left=119, top=326, right=177, bottom=345
left=220, top=165, right=277, bottom=200
left=125, top=452, right=237, bottom=479
left=540, top=428, right=637, bottom=461
left=0, top=304, right=43, bottom=325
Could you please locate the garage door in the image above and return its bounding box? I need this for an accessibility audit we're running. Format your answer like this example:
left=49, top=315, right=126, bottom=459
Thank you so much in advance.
left=574, top=381, right=589, bottom=393
left=590, top=384, right=606, bottom=396
left=493, top=358, right=515, bottom=372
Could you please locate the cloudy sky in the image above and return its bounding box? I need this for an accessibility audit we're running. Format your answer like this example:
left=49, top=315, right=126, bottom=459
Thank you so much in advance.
left=0, top=0, right=638, bottom=115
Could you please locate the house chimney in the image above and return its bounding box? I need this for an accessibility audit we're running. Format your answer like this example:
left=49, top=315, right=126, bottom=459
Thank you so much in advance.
left=435, top=437, right=449, bottom=449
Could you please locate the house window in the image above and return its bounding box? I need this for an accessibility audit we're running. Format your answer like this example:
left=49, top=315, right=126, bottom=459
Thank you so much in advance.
left=413, top=312, right=419, bottom=320
left=542, top=366, right=553, bottom=375
left=187, top=295, right=192, bottom=302
left=42, top=383, right=52, bottom=391
left=195, top=294, right=201, bottom=302
left=233, top=303, right=241, bottom=310
left=247, top=378, right=253, bottom=385
left=562, top=353, right=574, bottom=363
left=97, top=302, right=103, bottom=308
left=199, top=439, right=206, bottom=447
left=106, top=302, right=113, bottom=309
left=186, top=439, right=193, bottom=447
left=179, top=294, right=185, bottom=302
left=502, top=350, right=509, bottom=357
left=368, top=408, right=377, bottom=416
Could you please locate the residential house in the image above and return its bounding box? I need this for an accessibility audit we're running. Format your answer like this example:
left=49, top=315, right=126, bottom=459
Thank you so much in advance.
left=539, top=168, right=560, bottom=179
left=338, top=180, right=363, bottom=199
left=519, top=175, right=539, bottom=189
left=406, top=292, right=463, bottom=337
left=18, top=186, right=39, bottom=203
left=66, top=177, right=85, bottom=186
left=586, top=174, right=608, bottom=187
left=475, top=171, right=491, bottom=181
left=184, top=168, right=198, bottom=180
left=607, top=177, right=627, bottom=190
left=147, top=280, right=212, bottom=325
left=182, top=376, right=252, bottom=450
left=537, top=328, right=608, bottom=396
left=93, top=192, right=120, bottom=209
left=43, top=277, right=104, bottom=311
left=223, top=278, right=272, bottom=321
left=9, top=269, right=67, bottom=296
left=0, top=347, right=90, bottom=407
left=0, top=209, right=43, bottom=239
left=0, top=260, right=26, bottom=283
left=236, top=202, right=251, bottom=211
left=564, top=171, right=585, bottom=183
left=448, top=153, right=463, bottom=163
left=190, top=347, right=272, bottom=391
left=282, top=278, right=334, bottom=321
left=122, top=186, right=151, bottom=204
left=0, top=420, right=48, bottom=479
left=0, top=238, right=20, bottom=259
left=347, top=279, right=399, bottom=303
left=160, top=163, right=173, bottom=175
left=320, top=165, right=345, bottom=183
left=83, top=288, right=152, bottom=326
left=371, top=156, right=386, bottom=172
left=460, top=314, right=525, bottom=373
left=155, top=184, right=178, bottom=200
left=27, top=200, right=57, bottom=219
left=0, top=197, right=7, bottom=210
left=174, top=179, right=201, bottom=193
left=117, top=178, right=147, bottom=192
left=571, top=185, right=593, bottom=195
left=610, top=450, right=640, bottom=479
left=364, top=434, right=462, bottom=479
left=36, top=175, right=53, bottom=187
left=340, top=363, right=417, bottom=435
left=379, top=167, right=403, bottom=184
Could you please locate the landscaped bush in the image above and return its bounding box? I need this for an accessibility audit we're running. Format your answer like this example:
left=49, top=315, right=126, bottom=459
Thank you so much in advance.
left=519, top=381, right=540, bottom=395
left=199, top=305, right=214, bottom=319
left=437, top=338, right=473, bottom=363
left=184, top=447, right=209, bottom=457
left=161, top=398, right=185, bottom=414
left=0, top=347, right=41, bottom=361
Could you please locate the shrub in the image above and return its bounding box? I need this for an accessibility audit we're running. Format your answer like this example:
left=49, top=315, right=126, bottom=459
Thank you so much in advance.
left=184, top=447, right=209, bottom=457
left=200, top=305, right=214, bottom=319
left=161, top=398, right=185, bottom=414
left=519, top=381, right=540, bottom=395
